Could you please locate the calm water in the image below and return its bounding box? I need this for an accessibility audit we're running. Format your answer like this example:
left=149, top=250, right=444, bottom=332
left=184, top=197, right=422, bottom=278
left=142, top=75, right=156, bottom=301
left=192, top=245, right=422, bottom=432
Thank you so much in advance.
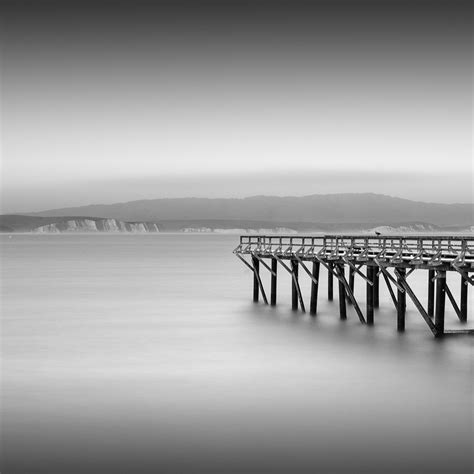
left=1, top=234, right=473, bottom=473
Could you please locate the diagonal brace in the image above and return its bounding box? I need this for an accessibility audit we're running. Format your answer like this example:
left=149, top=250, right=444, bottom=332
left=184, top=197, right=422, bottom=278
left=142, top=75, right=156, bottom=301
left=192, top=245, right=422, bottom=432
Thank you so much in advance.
left=375, top=259, right=405, bottom=292
left=334, top=265, right=366, bottom=323
left=444, top=282, right=463, bottom=322
left=294, top=255, right=319, bottom=285
left=381, top=271, right=398, bottom=310
left=252, top=252, right=276, bottom=276
left=394, top=269, right=438, bottom=336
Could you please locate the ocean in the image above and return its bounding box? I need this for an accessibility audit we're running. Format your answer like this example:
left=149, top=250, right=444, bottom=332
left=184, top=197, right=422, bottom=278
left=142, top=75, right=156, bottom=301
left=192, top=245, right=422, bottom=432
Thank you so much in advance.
left=1, top=234, right=472, bottom=473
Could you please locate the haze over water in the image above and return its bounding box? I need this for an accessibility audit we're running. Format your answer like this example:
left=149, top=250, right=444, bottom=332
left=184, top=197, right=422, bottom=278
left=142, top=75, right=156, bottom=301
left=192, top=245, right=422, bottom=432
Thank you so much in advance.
left=1, top=234, right=472, bottom=473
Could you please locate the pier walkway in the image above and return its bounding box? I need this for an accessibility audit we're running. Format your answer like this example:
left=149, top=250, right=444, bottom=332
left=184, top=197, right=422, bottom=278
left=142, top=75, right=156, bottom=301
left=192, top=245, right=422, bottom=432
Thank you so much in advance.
left=234, top=235, right=474, bottom=338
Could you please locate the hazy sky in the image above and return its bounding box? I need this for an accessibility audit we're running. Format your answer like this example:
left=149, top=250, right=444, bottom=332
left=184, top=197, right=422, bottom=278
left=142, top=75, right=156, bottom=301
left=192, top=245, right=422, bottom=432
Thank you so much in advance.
left=1, top=0, right=472, bottom=212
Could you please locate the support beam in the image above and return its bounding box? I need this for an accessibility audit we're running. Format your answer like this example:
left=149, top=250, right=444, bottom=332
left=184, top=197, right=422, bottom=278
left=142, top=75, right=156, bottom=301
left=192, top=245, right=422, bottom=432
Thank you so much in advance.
left=335, top=265, right=366, bottom=324
left=460, top=277, right=468, bottom=323
left=252, top=256, right=259, bottom=303
left=347, top=267, right=355, bottom=305
left=343, top=258, right=373, bottom=285
left=373, top=269, right=379, bottom=308
left=328, top=262, right=334, bottom=301
left=338, top=264, right=347, bottom=320
left=291, top=260, right=298, bottom=310
left=294, top=255, right=319, bottom=285
left=444, top=282, right=463, bottom=322
left=397, top=268, right=406, bottom=331
left=381, top=271, right=398, bottom=311
left=290, top=259, right=306, bottom=311
left=394, top=269, right=437, bottom=336
left=252, top=253, right=276, bottom=276
left=271, top=257, right=277, bottom=306
left=310, top=261, right=320, bottom=316
left=366, top=266, right=374, bottom=325
left=427, top=269, right=435, bottom=318
left=435, top=270, right=446, bottom=337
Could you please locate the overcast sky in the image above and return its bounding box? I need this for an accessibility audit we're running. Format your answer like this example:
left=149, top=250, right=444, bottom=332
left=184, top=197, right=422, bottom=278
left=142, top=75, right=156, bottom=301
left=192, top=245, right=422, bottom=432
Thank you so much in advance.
left=1, top=0, right=472, bottom=212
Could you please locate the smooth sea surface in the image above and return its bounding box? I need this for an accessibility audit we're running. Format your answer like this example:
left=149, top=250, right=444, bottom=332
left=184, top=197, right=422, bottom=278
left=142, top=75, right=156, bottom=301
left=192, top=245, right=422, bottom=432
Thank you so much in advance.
left=1, top=234, right=473, bottom=473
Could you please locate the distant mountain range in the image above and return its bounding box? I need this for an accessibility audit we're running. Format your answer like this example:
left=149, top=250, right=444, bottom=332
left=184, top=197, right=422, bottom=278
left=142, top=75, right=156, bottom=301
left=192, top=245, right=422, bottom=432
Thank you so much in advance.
left=1, top=193, right=473, bottom=233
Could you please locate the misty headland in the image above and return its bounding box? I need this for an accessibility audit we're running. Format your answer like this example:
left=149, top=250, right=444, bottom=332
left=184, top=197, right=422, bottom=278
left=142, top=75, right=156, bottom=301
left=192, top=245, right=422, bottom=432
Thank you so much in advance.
left=1, top=193, right=473, bottom=234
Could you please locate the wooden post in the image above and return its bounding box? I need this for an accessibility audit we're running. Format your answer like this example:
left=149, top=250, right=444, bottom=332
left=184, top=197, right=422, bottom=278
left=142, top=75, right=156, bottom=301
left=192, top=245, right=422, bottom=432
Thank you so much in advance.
left=338, top=264, right=347, bottom=320
left=397, top=267, right=406, bottom=331
left=347, top=267, right=355, bottom=304
left=373, top=269, right=379, bottom=308
left=310, top=261, right=320, bottom=316
left=252, top=256, right=260, bottom=302
left=291, top=260, right=299, bottom=310
left=460, top=277, right=468, bottom=323
left=435, top=270, right=446, bottom=337
left=328, top=262, right=334, bottom=301
left=366, top=266, right=374, bottom=325
left=270, top=257, right=277, bottom=306
left=427, top=269, right=435, bottom=317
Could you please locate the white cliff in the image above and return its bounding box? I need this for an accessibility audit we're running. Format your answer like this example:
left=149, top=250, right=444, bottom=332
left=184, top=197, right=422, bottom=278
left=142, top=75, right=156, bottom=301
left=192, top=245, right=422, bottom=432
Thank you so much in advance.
left=34, top=223, right=61, bottom=233
left=33, top=218, right=160, bottom=233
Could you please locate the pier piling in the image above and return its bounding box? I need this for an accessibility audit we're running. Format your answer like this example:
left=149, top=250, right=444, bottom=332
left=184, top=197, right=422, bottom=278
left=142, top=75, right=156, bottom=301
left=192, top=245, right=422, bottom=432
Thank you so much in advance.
left=310, top=261, right=320, bottom=316
left=252, top=256, right=259, bottom=303
left=397, top=268, right=406, bottom=331
left=338, top=264, right=347, bottom=320
left=435, top=270, right=446, bottom=337
left=271, top=258, right=277, bottom=306
left=328, top=263, right=334, bottom=301
left=291, top=260, right=299, bottom=311
left=347, top=267, right=355, bottom=304
left=367, top=266, right=374, bottom=325
left=373, top=270, right=379, bottom=308
left=460, top=277, right=468, bottom=323
left=428, top=269, right=435, bottom=317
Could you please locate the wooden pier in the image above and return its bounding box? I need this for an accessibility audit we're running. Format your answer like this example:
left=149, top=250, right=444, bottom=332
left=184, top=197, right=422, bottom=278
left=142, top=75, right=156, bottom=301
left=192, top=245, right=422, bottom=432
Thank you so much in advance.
left=234, top=235, right=474, bottom=338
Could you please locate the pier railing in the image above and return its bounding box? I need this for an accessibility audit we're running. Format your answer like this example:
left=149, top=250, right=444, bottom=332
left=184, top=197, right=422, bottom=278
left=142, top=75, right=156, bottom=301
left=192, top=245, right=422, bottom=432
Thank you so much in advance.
left=234, top=235, right=474, bottom=269
left=234, top=234, right=473, bottom=338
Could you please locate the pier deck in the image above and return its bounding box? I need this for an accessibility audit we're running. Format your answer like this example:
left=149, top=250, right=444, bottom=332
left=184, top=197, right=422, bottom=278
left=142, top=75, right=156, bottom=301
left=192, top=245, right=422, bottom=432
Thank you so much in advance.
left=234, top=235, right=474, bottom=338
